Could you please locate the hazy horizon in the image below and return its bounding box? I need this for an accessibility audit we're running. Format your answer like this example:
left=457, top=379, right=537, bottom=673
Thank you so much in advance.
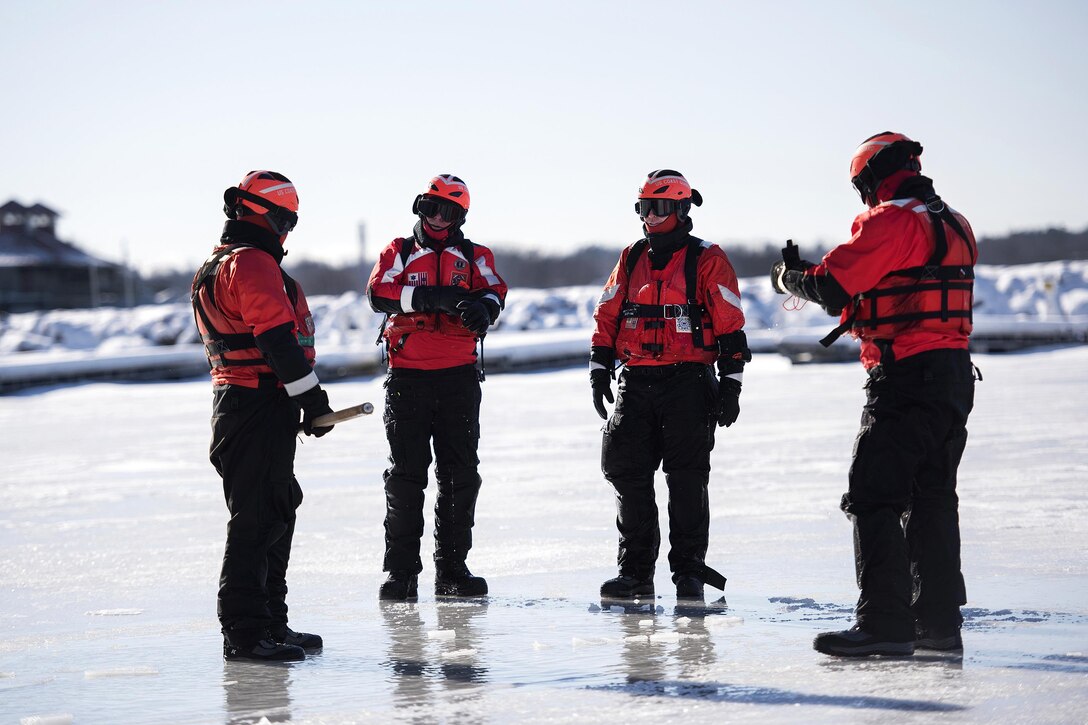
left=3, top=1, right=1086, bottom=274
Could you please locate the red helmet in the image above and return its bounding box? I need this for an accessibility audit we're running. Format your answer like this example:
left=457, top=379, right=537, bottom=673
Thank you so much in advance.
left=223, top=170, right=299, bottom=234
left=635, top=169, right=703, bottom=220
left=412, top=174, right=470, bottom=224
left=849, top=132, right=923, bottom=206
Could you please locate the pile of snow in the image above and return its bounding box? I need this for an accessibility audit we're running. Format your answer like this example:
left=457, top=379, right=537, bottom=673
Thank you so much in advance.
left=1, top=261, right=1086, bottom=355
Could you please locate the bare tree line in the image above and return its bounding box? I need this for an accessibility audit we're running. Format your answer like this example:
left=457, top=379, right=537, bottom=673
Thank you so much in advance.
left=145, top=226, right=1087, bottom=301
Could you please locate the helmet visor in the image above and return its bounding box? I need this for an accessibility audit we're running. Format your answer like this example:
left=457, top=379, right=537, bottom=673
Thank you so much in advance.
left=417, top=197, right=464, bottom=223
left=636, top=199, right=680, bottom=218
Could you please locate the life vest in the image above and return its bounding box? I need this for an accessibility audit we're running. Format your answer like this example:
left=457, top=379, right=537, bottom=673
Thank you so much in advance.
left=821, top=197, right=977, bottom=348
left=191, top=243, right=313, bottom=370
left=379, top=236, right=480, bottom=351
left=614, top=238, right=719, bottom=364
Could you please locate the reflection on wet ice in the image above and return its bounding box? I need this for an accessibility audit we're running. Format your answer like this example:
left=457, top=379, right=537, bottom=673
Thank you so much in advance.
left=608, top=597, right=729, bottom=692
left=222, top=660, right=293, bottom=724
left=379, top=600, right=490, bottom=722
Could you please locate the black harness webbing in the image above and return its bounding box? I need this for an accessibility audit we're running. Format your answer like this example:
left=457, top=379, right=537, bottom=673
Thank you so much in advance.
left=619, top=238, right=717, bottom=352
left=191, top=243, right=298, bottom=368
left=819, top=197, right=976, bottom=348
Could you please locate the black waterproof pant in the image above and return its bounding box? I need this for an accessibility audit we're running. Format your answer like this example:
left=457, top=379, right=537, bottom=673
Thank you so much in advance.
left=602, top=363, right=717, bottom=581
left=843, top=348, right=975, bottom=639
left=209, top=383, right=303, bottom=645
left=382, top=365, right=483, bottom=575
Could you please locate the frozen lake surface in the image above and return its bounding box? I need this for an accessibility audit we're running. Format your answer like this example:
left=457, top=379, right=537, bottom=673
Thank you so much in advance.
left=2, top=347, right=1087, bottom=723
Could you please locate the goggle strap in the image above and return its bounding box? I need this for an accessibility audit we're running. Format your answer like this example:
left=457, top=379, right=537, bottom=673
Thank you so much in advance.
left=231, top=188, right=298, bottom=225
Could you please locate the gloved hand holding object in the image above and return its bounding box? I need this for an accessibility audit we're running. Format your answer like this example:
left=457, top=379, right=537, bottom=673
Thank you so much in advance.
left=771, top=239, right=813, bottom=294
left=294, top=385, right=335, bottom=437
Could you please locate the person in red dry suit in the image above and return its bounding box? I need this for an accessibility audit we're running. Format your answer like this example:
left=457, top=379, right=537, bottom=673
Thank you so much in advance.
left=771, top=132, right=979, bottom=657
left=192, top=170, right=335, bottom=662
left=366, top=174, right=507, bottom=601
left=591, top=169, right=750, bottom=602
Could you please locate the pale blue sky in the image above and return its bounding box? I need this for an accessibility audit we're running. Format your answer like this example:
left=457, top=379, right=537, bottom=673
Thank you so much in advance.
left=2, top=0, right=1085, bottom=272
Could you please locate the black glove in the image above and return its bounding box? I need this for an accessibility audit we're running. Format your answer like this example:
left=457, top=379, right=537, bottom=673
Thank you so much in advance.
left=456, top=296, right=501, bottom=335
left=412, top=285, right=470, bottom=314
left=772, top=239, right=816, bottom=295
left=590, top=346, right=615, bottom=420
left=781, top=238, right=804, bottom=271
left=715, top=376, right=741, bottom=428
left=294, top=385, right=334, bottom=437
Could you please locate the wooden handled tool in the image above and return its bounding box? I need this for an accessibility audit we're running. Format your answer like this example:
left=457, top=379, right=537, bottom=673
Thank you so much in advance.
left=310, top=402, right=375, bottom=428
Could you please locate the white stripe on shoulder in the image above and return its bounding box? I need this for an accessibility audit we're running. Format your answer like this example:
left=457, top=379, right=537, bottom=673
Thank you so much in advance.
left=717, top=284, right=742, bottom=311
left=598, top=284, right=619, bottom=305
left=474, top=255, right=501, bottom=286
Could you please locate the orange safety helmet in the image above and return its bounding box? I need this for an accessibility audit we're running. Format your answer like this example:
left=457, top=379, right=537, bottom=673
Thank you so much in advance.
left=412, top=174, right=470, bottom=224
left=635, top=169, right=703, bottom=220
left=849, top=132, right=923, bottom=207
left=223, top=170, right=299, bottom=235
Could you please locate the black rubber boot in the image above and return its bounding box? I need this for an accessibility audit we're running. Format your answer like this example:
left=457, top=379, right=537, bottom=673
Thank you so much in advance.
left=379, top=571, right=419, bottom=601
left=674, top=575, right=704, bottom=599
left=223, top=636, right=305, bottom=662
left=600, top=575, right=654, bottom=600
left=915, top=624, right=963, bottom=650
left=813, top=626, right=914, bottom=657
left=269, top=625, right=323, bottom=653
left=435, top=564, right=488, bottom=597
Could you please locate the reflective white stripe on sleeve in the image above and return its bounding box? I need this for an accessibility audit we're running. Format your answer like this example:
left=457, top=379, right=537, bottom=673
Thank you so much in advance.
left=400, top=286, right=416, bottom=311
left=590, top=360, right=608, bottom=372
left=598, top=285, right=619, bottom=305
left=724, top=372, right=743, bottom=384
left=285, top=370, right=319, bottom=397
left=380, top=248, right=407, bottom=284
left=474, top=255, right=501, bottom=286
left=481, top=292, right=501, bottom=307
left=717, top=284, right=743, bottom=311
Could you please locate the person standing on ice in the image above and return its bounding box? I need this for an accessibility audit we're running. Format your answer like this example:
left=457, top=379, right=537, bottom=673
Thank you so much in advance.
left=590, top=170, right=750, bottom=602
left=191, top=171, right=335, bottom=662
left=367, top=174, right=507, bottom=601
left=771, top=132, right=978, bottom=657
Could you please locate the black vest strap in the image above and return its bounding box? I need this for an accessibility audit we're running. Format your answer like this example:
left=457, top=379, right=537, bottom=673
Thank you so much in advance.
left=191, top=243, right=298, bottom=368
left=819, top=200, right=975, bottom=348
left=620, top=238, right=715, bottom=351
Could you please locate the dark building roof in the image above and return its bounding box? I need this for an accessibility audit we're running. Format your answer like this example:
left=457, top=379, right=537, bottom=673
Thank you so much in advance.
left=0, top=199, right=116, bottom=268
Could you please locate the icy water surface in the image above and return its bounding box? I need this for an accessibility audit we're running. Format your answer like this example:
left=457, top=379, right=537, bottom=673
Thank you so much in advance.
left=3, top=350, right=1088, bottom=722
left=5, top=581, right=1087, bottom=724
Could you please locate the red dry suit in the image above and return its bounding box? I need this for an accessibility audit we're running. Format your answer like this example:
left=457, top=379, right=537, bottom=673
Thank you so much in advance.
left=366, top=226, right=507, bottom=370
left=592, top=236, right=745, bottom=365
left=191, top=224, right=317, bottom=393
left=813, top=197, right=977, bottom=369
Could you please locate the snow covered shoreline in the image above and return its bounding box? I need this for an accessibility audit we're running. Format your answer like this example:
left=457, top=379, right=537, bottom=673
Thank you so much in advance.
left=2, top=261, right=1086, bottom=392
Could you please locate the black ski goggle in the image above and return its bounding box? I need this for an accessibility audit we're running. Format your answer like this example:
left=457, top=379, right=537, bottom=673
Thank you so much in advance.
left=416, top=197, right=464, bottom=223
left=635, top=198, right=681, bottom=218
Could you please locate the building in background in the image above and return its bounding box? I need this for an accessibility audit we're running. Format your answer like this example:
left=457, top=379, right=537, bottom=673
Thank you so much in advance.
left=0, top=200, right=127, bottom=312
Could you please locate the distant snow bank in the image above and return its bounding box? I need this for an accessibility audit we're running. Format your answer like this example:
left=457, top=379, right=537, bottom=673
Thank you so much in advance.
left=2, top=261, right=1086, bottom=355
